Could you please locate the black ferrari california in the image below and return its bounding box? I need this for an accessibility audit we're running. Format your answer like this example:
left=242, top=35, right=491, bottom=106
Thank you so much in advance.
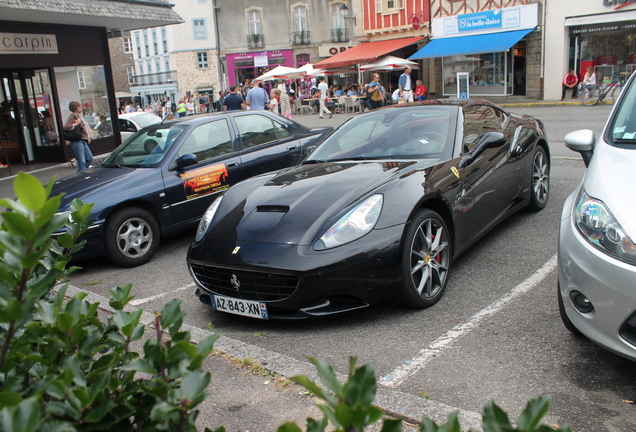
left=187, top=99, right=550, bottom=319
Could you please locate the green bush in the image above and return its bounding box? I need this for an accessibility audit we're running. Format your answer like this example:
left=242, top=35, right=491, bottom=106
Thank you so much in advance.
left=0, top=173, right=219, bottom=431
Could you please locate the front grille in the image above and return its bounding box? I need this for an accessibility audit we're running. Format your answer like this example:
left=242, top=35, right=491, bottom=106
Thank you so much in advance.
left=190, top=263, right=298, bottom=302
left=619, top=311, right=636, bottom=348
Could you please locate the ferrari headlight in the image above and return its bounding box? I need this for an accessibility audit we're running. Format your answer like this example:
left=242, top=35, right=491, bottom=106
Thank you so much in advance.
left=314, top=194, right=383, bottom=251
left=574, top=189, right=636, bottom=265
left=195, top=196, right=223, bottom=242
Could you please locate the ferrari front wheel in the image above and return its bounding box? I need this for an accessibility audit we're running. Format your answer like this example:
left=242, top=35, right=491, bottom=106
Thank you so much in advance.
left=399, top=209, right=451, bottom=308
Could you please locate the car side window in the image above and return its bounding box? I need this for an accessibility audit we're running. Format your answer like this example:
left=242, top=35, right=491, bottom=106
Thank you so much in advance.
left=462, top=105, right=504, bottom=152
left=178, top=119, right=234, bottom=163
left=119, top=119, right=137, bottom=132
left=235, top=114, right=281, bottom=149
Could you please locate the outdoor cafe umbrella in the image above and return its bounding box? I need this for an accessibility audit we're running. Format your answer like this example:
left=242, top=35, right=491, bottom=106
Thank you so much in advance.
left=358, top=56, right=419, bottom=71
left=254, top=65, right=305, bottom=82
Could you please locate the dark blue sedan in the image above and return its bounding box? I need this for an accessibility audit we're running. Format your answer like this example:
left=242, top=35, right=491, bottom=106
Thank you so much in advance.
left=52, top=111, right=332, bottom=267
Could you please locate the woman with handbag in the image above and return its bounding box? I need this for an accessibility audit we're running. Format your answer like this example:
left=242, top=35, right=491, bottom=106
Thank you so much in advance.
left=64, top=101, right=93, bottom=171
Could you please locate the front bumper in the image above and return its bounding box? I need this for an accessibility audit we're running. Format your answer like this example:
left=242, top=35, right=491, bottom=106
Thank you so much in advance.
left=54, top=223, right=106, bottom=261
left=558, top=192, right=636, bottom=361
left=187, top=224, right=405, bottom=318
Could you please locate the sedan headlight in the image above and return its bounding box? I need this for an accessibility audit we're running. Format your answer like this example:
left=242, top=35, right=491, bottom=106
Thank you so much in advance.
left=314, top=194, right=383, bottom=251
left=195, top=196, right=223, bottom=242
left=574, top=189, right=636, bottom=265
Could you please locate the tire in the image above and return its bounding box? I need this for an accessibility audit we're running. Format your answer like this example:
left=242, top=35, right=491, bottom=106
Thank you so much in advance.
left=527, top=146, right=549, bottom=212
left=558, top=281, right=581, bottom=335
left=610, top=84, right=623, bottom=104
left=398, top=209, right=452, bottom=308
left=580, top=85, right=600, bottom=106
left=104, top=207, right=160, bottom=267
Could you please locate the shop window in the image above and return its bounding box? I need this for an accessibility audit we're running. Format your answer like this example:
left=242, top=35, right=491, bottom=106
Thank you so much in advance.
left=123, top=37, right=133, bottom=53
left=443, top=52, right=510, bottom=97
left=198, top=52, right=209, bottom=70
left=193, top=18, right=207, bottom=40
left=55, top=65, right=112, bottom=140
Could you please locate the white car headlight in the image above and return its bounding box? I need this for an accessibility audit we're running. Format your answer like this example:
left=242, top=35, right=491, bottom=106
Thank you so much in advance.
left=574, top=189, right=636, bottom=265
left=314, top=194, right=383, bottom=251
left=195, top=196, right=223, bottom=242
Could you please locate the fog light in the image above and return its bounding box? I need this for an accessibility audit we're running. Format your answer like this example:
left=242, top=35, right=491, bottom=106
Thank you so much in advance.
left=569, top=290, right=594, bottom=313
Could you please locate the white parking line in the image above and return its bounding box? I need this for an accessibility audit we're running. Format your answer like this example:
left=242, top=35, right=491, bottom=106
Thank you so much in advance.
left=129, top=283, right=195, bottom=306
left=379, top=254, right=558, bottom=389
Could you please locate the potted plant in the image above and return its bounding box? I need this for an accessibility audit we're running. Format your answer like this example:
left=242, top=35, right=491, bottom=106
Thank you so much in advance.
left=251, top=33, right=261, bottom=46
left=335, top=27, right=343, bottom=42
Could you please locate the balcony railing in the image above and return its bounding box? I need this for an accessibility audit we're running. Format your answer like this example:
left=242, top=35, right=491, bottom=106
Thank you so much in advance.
left=247, top=34, right=264, bottom=49
left=129, top=70, right=176, bottom=86
left=331, top=28, right=348, bottom=43
left=292, top=31, right=310, bottom=45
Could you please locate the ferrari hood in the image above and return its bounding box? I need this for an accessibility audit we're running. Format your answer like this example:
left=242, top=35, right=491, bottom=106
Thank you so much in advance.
left=210, top=161, right=418, bottom=245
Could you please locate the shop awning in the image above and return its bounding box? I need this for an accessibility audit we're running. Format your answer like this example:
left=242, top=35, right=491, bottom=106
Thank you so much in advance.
left=409, top=28, right=534, bottom=60
left=314, top=36, right=425, bottom=69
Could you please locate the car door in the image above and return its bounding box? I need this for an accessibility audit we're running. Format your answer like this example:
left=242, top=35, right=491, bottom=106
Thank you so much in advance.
left=459, top=104, right=518, bottom=235
left=162, top=118, right=242, bottom=229
left=233, top=113, right=303, bottom=178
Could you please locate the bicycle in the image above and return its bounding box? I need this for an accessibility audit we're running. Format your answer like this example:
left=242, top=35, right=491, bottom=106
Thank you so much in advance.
left=580, top=73, right=627, bottom=106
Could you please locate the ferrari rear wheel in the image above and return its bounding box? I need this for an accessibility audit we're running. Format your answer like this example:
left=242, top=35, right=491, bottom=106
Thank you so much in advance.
left=399, top=209, right=451, bottom=308
left=527, top=146, right=550, bottom=211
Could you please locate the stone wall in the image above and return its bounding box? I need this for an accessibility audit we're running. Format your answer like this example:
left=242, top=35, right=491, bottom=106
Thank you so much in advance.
left=173, top=50, right=221, bottom=101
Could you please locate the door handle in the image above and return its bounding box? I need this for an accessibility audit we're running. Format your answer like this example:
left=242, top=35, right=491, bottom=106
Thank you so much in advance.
left=287, top=145, right=297, bottom=151
left=227, top=161, right=238, bottom=167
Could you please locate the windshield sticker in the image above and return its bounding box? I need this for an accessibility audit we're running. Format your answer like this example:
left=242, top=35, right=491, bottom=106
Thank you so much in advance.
left=181, top=163, right=230, bottom=199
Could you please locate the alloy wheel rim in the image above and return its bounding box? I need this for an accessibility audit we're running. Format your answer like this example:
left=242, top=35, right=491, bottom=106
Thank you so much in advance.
left=409, top=218, right=449, bottom=299
left=533, top=151, right=549, bottom=204
left=117, top=217, right=153, bottom=258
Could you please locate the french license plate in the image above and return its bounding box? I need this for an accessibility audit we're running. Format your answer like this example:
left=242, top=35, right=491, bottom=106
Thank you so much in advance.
left=210, top=294, right=269, bottom=319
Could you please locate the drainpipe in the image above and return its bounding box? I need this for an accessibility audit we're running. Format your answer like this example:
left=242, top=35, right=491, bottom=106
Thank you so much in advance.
left=213, top=0, right=225, bottom=92
left=540, top=0, right=547, bottom=100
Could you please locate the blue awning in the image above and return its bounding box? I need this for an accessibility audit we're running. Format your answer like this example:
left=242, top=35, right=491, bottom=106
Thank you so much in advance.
left=409, top=28, right=535, bottom=60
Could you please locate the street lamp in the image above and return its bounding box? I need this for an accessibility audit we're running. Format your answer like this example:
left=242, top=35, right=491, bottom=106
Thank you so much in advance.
left=340, top=4, right=356, bottom=26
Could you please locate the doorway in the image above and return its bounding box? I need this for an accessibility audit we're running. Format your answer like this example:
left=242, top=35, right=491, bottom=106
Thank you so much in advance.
left=0, top=68, right=63, bottom=165
left=513, top=42, right=527, bottom=96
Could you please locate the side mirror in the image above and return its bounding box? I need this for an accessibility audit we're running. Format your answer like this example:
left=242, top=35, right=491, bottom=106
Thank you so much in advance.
left=170, top=154, right=197, bottom=171
left=563, top=129, right=595, bottom=167
left=459, top=132, right=506, bottom=167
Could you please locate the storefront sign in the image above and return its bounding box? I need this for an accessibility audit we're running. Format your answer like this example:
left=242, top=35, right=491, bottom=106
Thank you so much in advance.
left=318, top=44, right=351, bottom=57
left=0, top=33, right=58, bottom=54
left=434, top=2, right=537, bottom=37
left=254, top=52, right=268, bottom=67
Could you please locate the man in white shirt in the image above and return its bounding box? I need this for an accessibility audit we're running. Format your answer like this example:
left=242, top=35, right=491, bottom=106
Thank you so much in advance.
left=317, top=77, right=332, bottom=118
left=398, top=66, right=414, bottom=103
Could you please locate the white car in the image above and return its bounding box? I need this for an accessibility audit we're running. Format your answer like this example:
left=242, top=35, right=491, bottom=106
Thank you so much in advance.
left=118, top=112, right=162, bottom=142
left=558, top=71, right=636, bottom=361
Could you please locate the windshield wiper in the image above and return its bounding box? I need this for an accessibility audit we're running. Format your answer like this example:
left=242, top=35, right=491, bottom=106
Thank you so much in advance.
left=613, top=138, right=636, bottom=144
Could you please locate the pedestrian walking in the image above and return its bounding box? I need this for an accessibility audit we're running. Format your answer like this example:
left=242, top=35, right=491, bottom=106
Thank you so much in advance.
left=317, top=77, right=332, bottom=118
left=64, top=101, right=93, bottom=172
left=245, top=80, right=269, bottom=110
left=398, top=66, right=414, bottom=103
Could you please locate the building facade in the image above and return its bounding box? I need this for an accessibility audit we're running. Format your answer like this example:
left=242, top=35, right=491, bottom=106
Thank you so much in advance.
left=128, top=0, right=221, bottom=108
left=410, top=0, right=542, bottom=99
left=544, top=0, right=636, bottom=100
left=0, top=0, right=181, bottom=166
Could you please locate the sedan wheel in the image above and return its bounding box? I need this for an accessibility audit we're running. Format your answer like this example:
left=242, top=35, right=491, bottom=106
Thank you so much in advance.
left=104, top=207, right=160, bottom=267
left=528, top=146, right=550, bottom=211
left=399, top=209, right=451, bottom=308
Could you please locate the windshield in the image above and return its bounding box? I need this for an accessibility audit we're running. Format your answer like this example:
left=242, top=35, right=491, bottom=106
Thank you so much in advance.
left=102, top=125, right=186, bottom=168
left=131, top=113, right=163, bottom=128
left=608, top=76, right=636, bottom=147
left=305, top=106, right=457, bottom=162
